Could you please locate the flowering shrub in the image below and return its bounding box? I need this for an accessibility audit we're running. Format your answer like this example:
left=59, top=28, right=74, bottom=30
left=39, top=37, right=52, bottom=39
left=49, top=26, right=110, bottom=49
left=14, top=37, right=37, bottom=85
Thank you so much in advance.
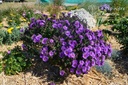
left=22, top=13, right=112, bottom=77
left=99, top=4, right=111, bottom=12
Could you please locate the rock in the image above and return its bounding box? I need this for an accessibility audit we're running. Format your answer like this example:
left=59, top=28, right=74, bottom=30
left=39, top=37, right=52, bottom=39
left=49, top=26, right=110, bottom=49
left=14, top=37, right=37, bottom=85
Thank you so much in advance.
left=69, top=8, right=96, bottom=29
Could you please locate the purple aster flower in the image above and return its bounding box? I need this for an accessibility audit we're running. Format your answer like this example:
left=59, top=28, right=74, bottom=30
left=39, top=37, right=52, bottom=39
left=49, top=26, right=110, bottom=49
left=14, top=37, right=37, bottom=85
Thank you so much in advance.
left=20, top=28, right=25, bottom=33
left=63, top=25, right=68, bottom=30
left=52, top=20, right=57, bottom=23
left=62, top=41, right=67, bottom=46
left=79, top=35, right=84, bottom=40
left=33, top=34, right=42, bottom=43
left=68, top=40, right=77, bottom=48
left=58, top=23, right=62, bottom=28
left=99, top=7, right=104, bottom=11
left=90, top=41, right=94, bottom=45
left=22, top=44, right=27, bottom=50
left=40, top=55, right=43, bottom=58
left=42, top=56, right=49, bottom=62
left=96, top=30, right=103, bottom=38
left=89, top=51, right=95, bottom=58
left=91, top=59, right=95, bottom=66
left=76, top=69, right=82, bottom=75
left=78, top=24, right=84, bottom=33
left=77, top=64, right=82, bottom=69
left=82, top=47, right=89, bottom=52
left=59, top=52, right=65, bottom=58
left=65, top=31, right=71, bottom=36
left=52, top=23, right=58, bottom=29
left=49, top=39, right=54, bottom=44
left=42, top=46, right=48, bottom=52
left=30, top=17, right=35, bottom=21
left=61, top=46, right=66, bottom=51
left=7, top=50, right=11, bottom=54
left=29, top=22, right=35, bottom=29
left=39, top=22, right=45, bottom=27
left=64, top=47, right=73, bottom=56
left=85, top=60, right=90, bottom=67
left=82, top=66, right=87, bottom=74
left=42, top=38, right=48, bottom=44
left=72, top=60, right=78, bottom=68
left=31, top=34, right=36, bottom=40
left=101, top=55, right=106, bottom=61
left=70, top=68, right=75, bottom=73
left=49, top=50, right=54, bottom=57
left=82, top=52, right=89, bottom=59
left=88, top=45, right=93, bottom=50
left=60, top=38, right=65, bottom=42
left=36, top=20, right=41, bottom=23
left=60, top=70, right=65, bottom=76
left=87, top=66, right=91, bottom=71
left=49, top=82, right=56, bottom=85
left=86, top=34, right=92, bottom=40
left=74, top=20, right=80, bottom=28
left=79, top=60, right=84, bottom=66
left=68, top=52, right=76, bottom=58
left=65, top=20, right=70, bottom=26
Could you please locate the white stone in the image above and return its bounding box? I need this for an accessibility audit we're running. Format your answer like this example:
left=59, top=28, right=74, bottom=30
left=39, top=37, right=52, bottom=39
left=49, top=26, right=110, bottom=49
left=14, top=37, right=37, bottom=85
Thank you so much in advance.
left=69, top=8, right=96, bottom=29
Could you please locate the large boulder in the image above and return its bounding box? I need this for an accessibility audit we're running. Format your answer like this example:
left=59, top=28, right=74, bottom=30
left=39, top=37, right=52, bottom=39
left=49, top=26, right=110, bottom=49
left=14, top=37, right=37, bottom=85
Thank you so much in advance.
left=69, top=8, right=96, bottom=29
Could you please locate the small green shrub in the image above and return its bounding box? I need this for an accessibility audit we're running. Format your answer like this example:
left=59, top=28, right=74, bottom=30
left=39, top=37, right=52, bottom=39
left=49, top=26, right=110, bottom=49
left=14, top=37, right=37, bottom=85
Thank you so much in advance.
left=111, top=0, right=128, bottom=17
left=112, top=17, right=128, bottom=55
left=103, top=13, right=121, bottom=25
left=0, top=26, right=21, bottom=45
left=3, top=46, right=32, bottom=75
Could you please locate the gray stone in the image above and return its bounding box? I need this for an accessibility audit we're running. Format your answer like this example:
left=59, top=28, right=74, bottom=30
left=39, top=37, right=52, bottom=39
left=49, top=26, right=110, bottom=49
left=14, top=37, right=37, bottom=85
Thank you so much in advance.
left=69, top=8, right=96, bottom=29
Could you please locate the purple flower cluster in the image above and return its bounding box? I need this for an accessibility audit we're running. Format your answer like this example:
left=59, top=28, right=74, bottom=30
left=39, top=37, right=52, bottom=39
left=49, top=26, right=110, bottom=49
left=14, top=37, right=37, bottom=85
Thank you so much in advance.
left=99, top=4, right=111, bottom=12
left=24, top=13, right=112, bottom=77
left=40, top=46, right=55, bottom=62
left=29, top=18, right=46, bottom=29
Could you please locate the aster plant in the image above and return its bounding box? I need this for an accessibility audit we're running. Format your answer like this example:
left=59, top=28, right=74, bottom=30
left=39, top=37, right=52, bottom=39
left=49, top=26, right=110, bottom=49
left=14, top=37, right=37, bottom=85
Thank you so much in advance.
left=99, top=4, right=111, bottom=12
left=22, top=13, right=112, bottom=78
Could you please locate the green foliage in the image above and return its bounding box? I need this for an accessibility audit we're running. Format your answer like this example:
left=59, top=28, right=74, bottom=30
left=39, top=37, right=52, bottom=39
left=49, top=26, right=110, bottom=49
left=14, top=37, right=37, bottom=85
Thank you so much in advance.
left=112, top=17, right=128, bottom=54
left=0, top=60, right=3, bottom=73
left=52, top=0, right=64, bottom=6
left=0, top=26, right=21, bottom=45
left=103, top=13, right=121, bottom=25
left=3, top=46, right=32, bottom=75
left=111, top=0, right=128, bottom=17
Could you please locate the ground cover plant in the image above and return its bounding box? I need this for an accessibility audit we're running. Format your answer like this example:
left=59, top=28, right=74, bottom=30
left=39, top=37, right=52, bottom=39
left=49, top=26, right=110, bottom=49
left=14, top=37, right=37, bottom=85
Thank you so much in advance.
left=2, top=46, right=32, bottom=75
left=112, top=17, right=128, bottom=56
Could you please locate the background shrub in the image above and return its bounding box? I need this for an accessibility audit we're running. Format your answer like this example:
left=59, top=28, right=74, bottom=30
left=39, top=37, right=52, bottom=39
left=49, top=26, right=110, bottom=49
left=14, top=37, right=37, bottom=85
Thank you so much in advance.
left=111, top=0, right=128, bottom=17
left=112, top=17, right=128, bottom=55
left=3, top=46, right=32, bottom=75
